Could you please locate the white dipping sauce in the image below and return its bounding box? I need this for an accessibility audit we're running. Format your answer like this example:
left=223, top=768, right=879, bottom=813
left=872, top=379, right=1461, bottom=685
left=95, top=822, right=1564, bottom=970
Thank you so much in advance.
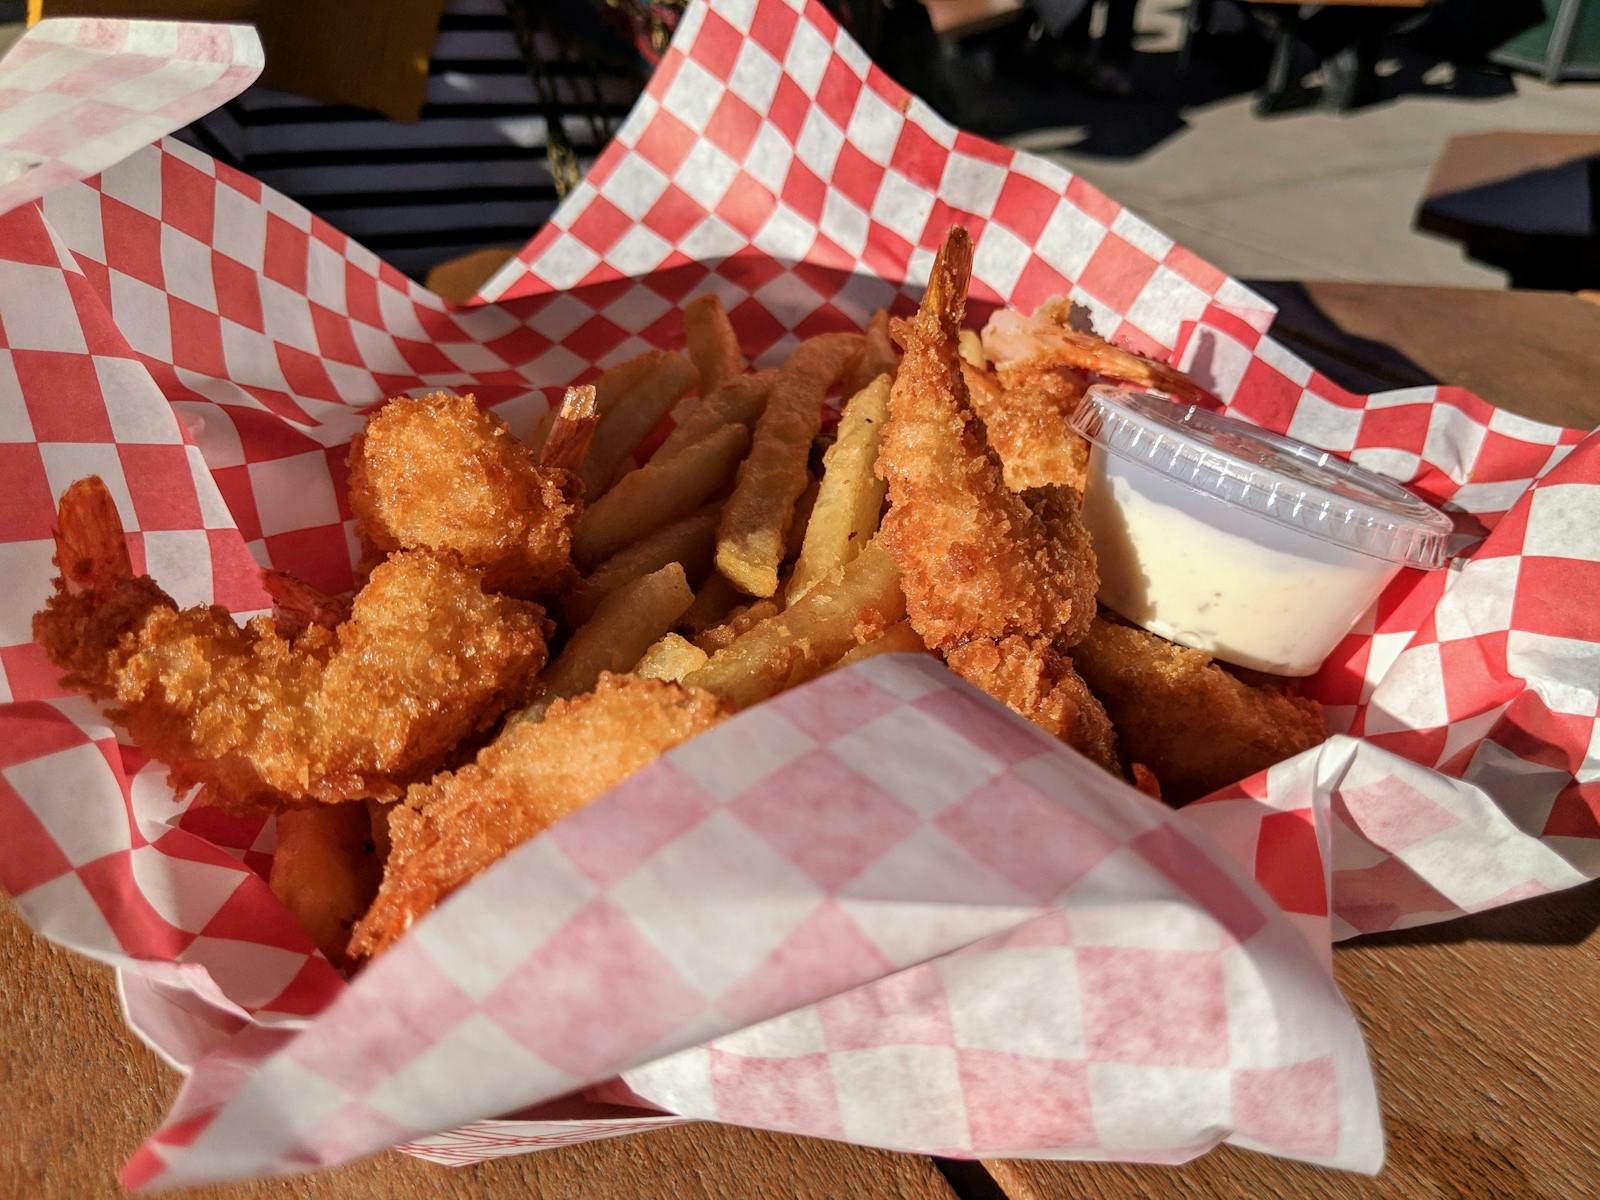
left=1070, top=386, right=1454, bottom=678
left=1083, top=445, right=1401, bottom=675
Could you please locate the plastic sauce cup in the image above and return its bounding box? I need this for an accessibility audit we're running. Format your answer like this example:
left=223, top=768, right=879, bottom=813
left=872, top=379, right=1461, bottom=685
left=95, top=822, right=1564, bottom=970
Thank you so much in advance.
left=1069, top=386, right=1455, bottom=677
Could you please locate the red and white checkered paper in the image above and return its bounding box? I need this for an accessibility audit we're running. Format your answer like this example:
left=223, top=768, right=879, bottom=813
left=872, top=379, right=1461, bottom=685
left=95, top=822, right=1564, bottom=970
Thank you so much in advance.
left=1, top=2, right=1596, bottom=1189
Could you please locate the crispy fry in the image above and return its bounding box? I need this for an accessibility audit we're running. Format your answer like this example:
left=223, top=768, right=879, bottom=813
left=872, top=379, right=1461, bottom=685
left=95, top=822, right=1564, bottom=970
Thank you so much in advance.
left=576, top=351, right=699, bottom=498
left=684, top=293, right=742, bottom=395
left=716, top=332, right=864, bottom=597
left=679, top=572, right=743, bottom=636
left=574, top=423, right=750, bottom=567
left=694, top=599, right=781, bottom=655
left=834, top=619, right=927, bottom=667
left=786, top=374, right=890, bottom=604
left=843, top=308, right=898, bottom=394
left=958, top=329, right=986, bottom=369
left=519, top=562, right=693, bottom=722
left=785, top=473, right=821, bottom=564
left=685, top=536, right=905, bottom=709
left=634, top=632, right=709, bottom=682
left=270, top=804, right=381, bottom=967
left=563, top=507, right=718, bottom=626
left=1071, top=616, right=1327, bottom=804
left=651, top=371, right=776, bottom=465
left=351, top=674, right=730, bottom=957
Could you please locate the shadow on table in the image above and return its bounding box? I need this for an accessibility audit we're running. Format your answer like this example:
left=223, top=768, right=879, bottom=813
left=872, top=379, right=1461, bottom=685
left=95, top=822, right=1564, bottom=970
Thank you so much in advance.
left=1351, top=877, right=1600, bottom=949
left=1244, top=280, right=1442, bottom=395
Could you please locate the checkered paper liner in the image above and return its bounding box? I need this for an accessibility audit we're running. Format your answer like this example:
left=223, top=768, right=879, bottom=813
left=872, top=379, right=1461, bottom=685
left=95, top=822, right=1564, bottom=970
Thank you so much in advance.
left=0, top=1, right=1595, bottom=1188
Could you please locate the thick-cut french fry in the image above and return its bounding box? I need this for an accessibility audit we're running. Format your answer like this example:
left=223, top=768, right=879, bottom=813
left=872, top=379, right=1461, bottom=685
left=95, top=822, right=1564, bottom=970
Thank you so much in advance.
left=786, top=374, right=890, bottom=604
left=684, top=537, right=905, bottom=709
left=958, top=329, right=986, bottom=369
left=270, top=804, right=381, bottom=967
left=518, top=563, right=693, bottom=723
left=577, top=350, right=699, bottom=498
left=575, top=422, right=749, bottom=566
left=717, top=332, right=863, bottom=597
left=684, top=293, right=742, bottom=395
left=785, top=473, right=820, bottom=563
left=834, top=619, right=927, bottom=668
left=695, top=598, right=781, bottom=654
left=529, top=349, right=660, bottom=453
left=651, top=370, right=776, bottom=465
left=843, top=308, right=897, bottom=394
left=564, top=507, right=719, bottom=625
left=634, top=632, right=709, bottom=682
left=680, top=571, right=742, bottom=635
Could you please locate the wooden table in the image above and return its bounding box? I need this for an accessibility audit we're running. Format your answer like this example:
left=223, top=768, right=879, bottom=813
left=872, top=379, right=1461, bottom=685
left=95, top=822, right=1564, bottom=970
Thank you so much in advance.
left=1415, top=132, right=1600, bottom=290
left=6, top=284, right=1600, bottom=1199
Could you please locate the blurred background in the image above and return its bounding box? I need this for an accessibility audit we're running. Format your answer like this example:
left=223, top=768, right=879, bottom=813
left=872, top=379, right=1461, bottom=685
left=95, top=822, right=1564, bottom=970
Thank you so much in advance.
left=9, top=0, right=1599, bottom=293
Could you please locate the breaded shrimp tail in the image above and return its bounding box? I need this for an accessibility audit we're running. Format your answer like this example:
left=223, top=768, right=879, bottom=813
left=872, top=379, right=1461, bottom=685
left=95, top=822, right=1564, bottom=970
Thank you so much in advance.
left=876, top=228, right=1097, bottom=653
left=1071, top=616, right=1327, bottom=804
left=34, top=477, right=551, bottom=809
left=350, top=674, right=729, bottom=957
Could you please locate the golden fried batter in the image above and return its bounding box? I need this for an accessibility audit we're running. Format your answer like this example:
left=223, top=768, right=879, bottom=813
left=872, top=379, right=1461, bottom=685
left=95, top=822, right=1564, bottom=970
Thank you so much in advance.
left=945, top=636, right=1118, bottom=773
left=350, top=673, right=730, bottom=957
left=1071, top=616, right=1327, bottom=804
left=962, top=359, right=1091, bottom=494
left=348, top=392, right=580, bottom=596
left=876, top=228, right=1097, bottom=652
left=34, top=478, right=549, bottom=809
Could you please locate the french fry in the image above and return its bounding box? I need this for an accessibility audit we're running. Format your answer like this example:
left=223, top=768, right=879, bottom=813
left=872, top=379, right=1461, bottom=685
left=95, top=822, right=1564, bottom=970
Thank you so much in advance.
left=680, top=571, right=743, bottom=635
left=958, top=329, right=986, bottom=369
left=651, top=370, right=776, bottom=465
left=575, top=422, right=750, bottom=566
left=785, top=374, right=890, bottom=604
left=634, top=632, right=709, bottom=682
left=270, top=804, right=381, bottom=967
left=564, top=507, right=719, bottom=625
left=695, top=598, right=781, bottom=654
left=684, top=293, right=742, bottom=395
left=529, top=349, right=660, bottom=453
left=716, top=332, right=863, bottom=597
left=834, top=619, right=927, bottom=668
left=684, top=537, right=905, bottom=709
left=785, top=472, right=821, bottom=564
left=577, top=350, right=699, bottom=498
left=518, top=562, right=693, bottom=723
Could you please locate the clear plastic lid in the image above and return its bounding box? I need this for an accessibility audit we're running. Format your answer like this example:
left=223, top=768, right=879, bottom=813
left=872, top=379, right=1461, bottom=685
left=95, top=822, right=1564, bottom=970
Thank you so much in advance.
left=1069, top=386, right=1454, bottom=569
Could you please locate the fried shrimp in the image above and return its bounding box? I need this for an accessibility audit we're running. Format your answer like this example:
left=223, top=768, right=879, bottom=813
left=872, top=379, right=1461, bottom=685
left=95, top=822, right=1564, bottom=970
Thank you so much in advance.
left=961, top=358, right=1091, bottom=494
left=1071, top=615, right=1327, bottom=804
left=350, top=673, right=729, bottom=957
left=944, top=636, right=1118, bottom=773
left=876, top=228, right=1097, bottom=653
left=347, top=389, right=592, bottom=596
left=982, top=298, right=1214, bottom=407
left=34, top=477, right=550, bottom=809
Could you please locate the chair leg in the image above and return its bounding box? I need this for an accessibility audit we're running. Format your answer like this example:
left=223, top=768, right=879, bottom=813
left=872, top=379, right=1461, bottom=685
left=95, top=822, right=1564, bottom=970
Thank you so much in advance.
left=1253, top=16, right=1299, bottom=114
left=1178, top=0, right=1212, bottom=74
